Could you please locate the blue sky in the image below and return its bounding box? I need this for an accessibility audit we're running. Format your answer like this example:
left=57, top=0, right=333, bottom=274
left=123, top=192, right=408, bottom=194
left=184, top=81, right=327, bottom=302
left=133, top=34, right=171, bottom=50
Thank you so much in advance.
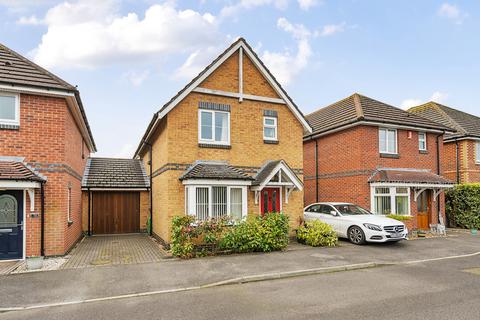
left=1, top=0, right=478, bottom=157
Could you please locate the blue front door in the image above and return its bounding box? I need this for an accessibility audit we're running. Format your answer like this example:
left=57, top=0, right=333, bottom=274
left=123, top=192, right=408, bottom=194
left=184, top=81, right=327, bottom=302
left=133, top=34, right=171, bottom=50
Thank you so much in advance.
left=0, top=190, right=23, bottom=260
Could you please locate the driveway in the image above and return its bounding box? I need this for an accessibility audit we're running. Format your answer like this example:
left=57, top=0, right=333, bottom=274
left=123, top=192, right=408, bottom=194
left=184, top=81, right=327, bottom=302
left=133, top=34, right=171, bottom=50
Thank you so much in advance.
left=61, top=234, right=166, bottom=269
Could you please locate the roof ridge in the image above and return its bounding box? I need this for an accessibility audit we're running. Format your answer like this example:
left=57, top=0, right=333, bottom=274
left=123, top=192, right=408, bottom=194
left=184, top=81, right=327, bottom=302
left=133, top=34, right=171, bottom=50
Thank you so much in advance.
left=0, top=42, right=76, bottom=91
left=352, top=93, right=364, bottom=119
left=412, top=102, right=465, bottom=134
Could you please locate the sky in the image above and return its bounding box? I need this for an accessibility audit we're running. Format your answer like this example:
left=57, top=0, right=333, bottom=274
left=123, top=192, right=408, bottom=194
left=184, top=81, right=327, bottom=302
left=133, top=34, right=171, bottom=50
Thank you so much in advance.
left=1, top=0, right=479, bottom=157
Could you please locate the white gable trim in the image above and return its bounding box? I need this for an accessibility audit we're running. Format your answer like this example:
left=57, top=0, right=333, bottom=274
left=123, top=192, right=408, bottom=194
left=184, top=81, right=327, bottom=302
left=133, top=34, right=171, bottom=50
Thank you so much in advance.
left=192, top=87, right=286, bottom=105
left=251, top=161, right=303, bottom=191
left=140, top=39, right=312, bottom=149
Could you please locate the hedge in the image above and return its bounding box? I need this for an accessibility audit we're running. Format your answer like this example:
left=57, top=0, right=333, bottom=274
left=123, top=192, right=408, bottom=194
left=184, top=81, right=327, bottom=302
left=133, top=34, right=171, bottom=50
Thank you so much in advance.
left=446, top=183, right=480, bottom=229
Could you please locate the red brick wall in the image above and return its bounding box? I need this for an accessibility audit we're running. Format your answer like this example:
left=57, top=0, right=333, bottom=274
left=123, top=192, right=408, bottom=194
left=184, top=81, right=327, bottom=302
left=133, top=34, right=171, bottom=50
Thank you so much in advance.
left=304, top=124, right=446, bottom=229
left=442, top=140, right=480, bottom=184
left=0, top=93, right=90, bottom=256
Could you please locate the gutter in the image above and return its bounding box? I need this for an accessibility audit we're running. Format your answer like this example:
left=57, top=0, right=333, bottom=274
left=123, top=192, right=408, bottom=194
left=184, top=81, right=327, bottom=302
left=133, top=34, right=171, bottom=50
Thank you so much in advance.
left=315, top=139, right=319, bottom=202
left=455, top=139, right=460, bottom=184
left=144, top=140, right=154, bottom=236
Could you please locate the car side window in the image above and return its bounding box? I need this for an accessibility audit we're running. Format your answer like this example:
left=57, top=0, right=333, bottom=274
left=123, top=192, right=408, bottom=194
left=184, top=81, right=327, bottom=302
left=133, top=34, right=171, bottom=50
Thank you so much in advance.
left=319, top=205, right=334, bottom=215
left=306, top=204, right=321, bottom=213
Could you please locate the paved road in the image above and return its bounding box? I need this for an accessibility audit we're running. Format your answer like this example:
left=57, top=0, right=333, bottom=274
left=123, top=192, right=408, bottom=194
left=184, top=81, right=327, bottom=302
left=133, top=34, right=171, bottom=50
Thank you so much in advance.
left=3, top=254, right=480, bottom=320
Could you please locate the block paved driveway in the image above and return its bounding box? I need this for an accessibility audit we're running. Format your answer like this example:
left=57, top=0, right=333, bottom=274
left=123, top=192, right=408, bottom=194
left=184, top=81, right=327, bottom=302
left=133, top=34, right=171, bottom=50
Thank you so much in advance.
left=61, top=234, right=166, bottom=269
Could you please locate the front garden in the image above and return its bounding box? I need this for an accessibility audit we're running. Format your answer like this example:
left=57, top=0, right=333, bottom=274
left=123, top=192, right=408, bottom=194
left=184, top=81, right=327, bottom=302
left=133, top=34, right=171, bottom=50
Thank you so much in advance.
left=171, top=213, right=338, bottom=258
left=446, top=183, right=480, bottom=231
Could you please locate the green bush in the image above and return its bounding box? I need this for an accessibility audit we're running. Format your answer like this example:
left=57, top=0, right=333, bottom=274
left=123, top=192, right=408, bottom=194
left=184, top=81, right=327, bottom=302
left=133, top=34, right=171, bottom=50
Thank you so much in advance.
left=387, top=214, right=413, bottom=222
left=219, top=213, right=290, bottom=253
left=296, top=220, right=338, bottom=247
left=446, top=184, right=480, bottom=229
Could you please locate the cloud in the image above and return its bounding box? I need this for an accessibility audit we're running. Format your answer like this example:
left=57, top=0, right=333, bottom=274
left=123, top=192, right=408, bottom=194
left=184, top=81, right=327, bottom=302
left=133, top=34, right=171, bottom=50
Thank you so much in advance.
left=113, top=143, right=136, bottom=158
left=261, top=18, right=313, bottom=86
left=123, top=70, right=150, bottom=87
left=0, top=0, right=55, bottom=11
left=174, top=43, right=229, bottom=79
left=31, top=1, right=222, bottom=69
left=16, top=15, right=43, bottom=25
left=297, top=0, right=322, bottom=11
left=315, top=22, right=346, bottom=37
left=220, top=0, right=288, bottom=18
left=401, top=91, right=449, bottom=109
left=438, top=3, right=468, bottom=24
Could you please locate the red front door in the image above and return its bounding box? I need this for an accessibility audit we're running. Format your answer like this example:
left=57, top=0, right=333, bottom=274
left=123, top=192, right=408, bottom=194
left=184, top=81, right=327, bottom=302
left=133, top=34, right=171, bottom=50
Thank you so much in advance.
left=261, top=188, right=281, bottom=215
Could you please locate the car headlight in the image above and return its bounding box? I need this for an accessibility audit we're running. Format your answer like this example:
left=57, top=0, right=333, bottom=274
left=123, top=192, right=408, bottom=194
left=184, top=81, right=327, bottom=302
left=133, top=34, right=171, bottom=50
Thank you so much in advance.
left=363, top=223, right=382, bottom=231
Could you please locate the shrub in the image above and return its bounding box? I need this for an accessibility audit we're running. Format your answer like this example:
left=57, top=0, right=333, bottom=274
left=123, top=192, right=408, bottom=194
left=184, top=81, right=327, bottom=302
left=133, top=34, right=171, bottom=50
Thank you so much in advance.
left=296, top=220, right=338, bottom=247
left=446, top=184, right=480, bottom=229
left=387, top=214, right=413, bottom=222
left=219, top=213, right=290, bottom=253
left=171, top=216, right=229, bottom=258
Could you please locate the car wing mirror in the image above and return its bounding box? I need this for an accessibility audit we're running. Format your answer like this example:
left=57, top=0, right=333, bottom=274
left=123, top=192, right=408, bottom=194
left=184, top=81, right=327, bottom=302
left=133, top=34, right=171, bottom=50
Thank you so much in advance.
left=330, top=210, right=338, bottom=216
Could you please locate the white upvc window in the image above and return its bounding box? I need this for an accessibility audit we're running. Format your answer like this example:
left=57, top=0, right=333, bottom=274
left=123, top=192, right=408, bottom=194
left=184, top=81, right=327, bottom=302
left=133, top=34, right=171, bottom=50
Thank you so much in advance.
left=185, top=185, right=247, bottom=221
left=0, top=92, right=20, bottom=126
left=476, top=141, right=480, bottom=164
left=379, top=128, right=397, bottom=154
left=372, top=186, right=410, bottom=216
left=419, top=132, right=427, bottom=151
left=263, top=116, right=277, bottom=141
left=198, top=110, right=230, bottom=145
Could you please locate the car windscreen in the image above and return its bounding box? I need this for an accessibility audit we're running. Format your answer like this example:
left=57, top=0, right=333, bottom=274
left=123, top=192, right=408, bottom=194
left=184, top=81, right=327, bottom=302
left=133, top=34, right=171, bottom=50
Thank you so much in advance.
left=334, top=205, right=371, bottom=215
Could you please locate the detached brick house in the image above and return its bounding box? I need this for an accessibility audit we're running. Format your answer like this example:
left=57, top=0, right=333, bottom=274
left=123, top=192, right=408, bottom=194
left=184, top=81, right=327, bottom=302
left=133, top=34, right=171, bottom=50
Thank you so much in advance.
left=303, top=93, right=454, bottom=231
left=134, top=38, right=311, bottom=244
left=409, top=102, right=480, bottom=184
left=0, top=43, right=96, bottom=260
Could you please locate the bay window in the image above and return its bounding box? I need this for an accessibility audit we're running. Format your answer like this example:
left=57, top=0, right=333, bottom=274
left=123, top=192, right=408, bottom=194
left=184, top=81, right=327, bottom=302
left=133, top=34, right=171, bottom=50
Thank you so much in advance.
left=0, top=92, right=19, bottom=126
left=373, top=186, right=410, bottom=215
left=379, top=128, right=397, bottom=154
left=199, top=110, right=230, bottom=145
left=186, top=185, right=247, bottom=220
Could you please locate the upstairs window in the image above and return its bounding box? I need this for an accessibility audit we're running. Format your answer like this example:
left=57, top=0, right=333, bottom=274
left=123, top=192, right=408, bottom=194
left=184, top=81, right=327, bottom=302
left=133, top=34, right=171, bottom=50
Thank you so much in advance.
left=0, top=93, right=19, bottom=126
left=199, top=110, right=230, bottom=145
left=418, top=132, right=427, bottom=151
left=263, top=116, right=277, bottom=141
left=379, top=128, right=397, bottom=154
left=476, top=142, right=480, bottom=164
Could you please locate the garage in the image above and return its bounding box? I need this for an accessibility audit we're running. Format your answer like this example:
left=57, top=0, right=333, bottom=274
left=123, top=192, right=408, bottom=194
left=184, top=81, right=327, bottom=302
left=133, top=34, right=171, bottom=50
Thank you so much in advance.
left=82, top=158, right=150, bottom=235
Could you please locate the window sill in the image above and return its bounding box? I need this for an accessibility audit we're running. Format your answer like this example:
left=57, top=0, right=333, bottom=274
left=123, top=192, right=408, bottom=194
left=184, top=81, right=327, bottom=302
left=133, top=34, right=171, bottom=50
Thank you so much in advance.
left=419, top=150, right=428, bottom=154
left=380, top=153, right=400, bottom=159
left=0, top=123, right=19, bottom=130
left=198, top=143, right=231, bottom=149
left=264, top=139, right=279, bottom=144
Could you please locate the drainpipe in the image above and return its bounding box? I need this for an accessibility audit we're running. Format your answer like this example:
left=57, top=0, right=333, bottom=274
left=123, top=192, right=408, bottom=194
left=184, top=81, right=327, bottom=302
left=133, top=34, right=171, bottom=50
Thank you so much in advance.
left=436, top=132, right=444, bottom=225
left=40, top=181, right=45, bottom=257
left=143, top=140, right=153, bottom=236
left=315, top=139, right=319, bottom=203
left=455, top=139, right=460, bottom=184
left=87, top=188, right=91, bottom=236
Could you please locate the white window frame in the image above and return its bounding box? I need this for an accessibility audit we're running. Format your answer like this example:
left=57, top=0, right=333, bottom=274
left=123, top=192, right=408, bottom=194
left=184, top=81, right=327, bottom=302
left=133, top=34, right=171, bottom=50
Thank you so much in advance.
left=370, top=186, right=411, bottom=216
left=263, top=116, right=277, bottom=141
left=0, top=92, right=20, bottom=126
left=476, top=141, right=480, bottom=164
left=379, top=128, right=398, bottom=154
left=418, top=132, right=427, bottom=151
left=185, top=184, right=248, bottom=220
left=198, top=109, right=230, bottom=145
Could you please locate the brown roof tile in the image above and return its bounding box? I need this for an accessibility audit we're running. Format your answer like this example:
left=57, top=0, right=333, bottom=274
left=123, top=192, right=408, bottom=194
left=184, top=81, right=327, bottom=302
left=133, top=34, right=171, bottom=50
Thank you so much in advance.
left=82, top=158, right=150, bottom=189
left=179, top=161, right=254, bottom=181
left=0, top=161, right=44, bottom=182
left=369, top=169, right=453, bottom=185
left=306, top=93, right=454, bottom=136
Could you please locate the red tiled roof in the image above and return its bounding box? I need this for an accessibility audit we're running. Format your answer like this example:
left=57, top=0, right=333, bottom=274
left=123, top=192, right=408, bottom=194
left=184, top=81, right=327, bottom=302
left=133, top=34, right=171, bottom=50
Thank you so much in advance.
left=369, top=170, right=453, bottom=185
left=0, top=161, right=44, bottom=181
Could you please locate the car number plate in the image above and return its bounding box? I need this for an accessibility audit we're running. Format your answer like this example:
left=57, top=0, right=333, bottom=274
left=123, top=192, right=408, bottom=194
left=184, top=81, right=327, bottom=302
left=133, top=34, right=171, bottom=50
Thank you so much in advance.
left=391, top=233, right=403, bottom=238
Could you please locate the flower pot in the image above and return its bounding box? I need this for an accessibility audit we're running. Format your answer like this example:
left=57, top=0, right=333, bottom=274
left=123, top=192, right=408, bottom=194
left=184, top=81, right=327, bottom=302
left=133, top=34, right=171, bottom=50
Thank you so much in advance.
left=471, top=229, right=478, bottom=235
left=26, top=256, right=44, bottom=270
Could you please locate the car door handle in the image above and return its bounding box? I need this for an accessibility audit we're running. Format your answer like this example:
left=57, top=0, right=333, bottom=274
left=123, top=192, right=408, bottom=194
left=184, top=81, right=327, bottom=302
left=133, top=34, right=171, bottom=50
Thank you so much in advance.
left=0, top=229, right=13, bottom=233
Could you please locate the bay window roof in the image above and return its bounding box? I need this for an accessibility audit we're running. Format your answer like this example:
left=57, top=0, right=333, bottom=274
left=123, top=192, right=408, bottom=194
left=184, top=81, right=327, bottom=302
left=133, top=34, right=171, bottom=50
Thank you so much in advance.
left=369, top=169, right=453, bottom=186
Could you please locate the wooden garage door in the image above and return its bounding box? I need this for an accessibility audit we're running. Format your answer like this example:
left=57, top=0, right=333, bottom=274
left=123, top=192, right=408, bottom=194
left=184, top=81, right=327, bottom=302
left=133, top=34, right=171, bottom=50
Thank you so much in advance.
left=92, top=192, right=140, bottom=234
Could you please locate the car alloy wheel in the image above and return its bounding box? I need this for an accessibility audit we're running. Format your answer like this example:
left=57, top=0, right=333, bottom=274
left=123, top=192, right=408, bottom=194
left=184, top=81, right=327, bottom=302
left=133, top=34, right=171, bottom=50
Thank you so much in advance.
left=348, top=226, right=365, bottom=245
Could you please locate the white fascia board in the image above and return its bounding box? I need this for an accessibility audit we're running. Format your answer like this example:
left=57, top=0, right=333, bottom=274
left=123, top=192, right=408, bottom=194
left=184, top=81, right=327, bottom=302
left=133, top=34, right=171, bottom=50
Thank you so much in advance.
left=192, top=87, right=286, bottom=105
left=444, top=136, right=480, bottom=143
left=370, top=182, right=454, bottom=189
left=0, top=181, right=41, bottom=189
left=182, top=179, right=252, bottom=186
left=65, top=96, right=96, bottom=153
left=256, top=161, right=303, bottom=191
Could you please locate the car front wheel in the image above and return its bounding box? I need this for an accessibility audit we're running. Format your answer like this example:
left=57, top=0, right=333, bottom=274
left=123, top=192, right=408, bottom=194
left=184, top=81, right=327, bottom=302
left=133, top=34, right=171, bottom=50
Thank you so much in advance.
left=348, top=226, right=366, bottom=245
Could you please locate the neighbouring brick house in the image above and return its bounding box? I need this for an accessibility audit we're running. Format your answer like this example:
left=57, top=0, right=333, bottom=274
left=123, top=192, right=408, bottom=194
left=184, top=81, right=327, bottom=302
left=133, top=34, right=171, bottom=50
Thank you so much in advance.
left=0, top=43, right=96, bottom=260
left=134, top=38, right=311, bottom=245
left=409, top=102, right=480, bottom=184
left=303, top=93, right=455, bottom=231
